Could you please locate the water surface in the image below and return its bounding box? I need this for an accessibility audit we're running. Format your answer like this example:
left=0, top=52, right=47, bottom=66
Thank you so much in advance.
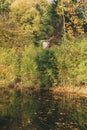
left=0, top=89, right=87, bottom=130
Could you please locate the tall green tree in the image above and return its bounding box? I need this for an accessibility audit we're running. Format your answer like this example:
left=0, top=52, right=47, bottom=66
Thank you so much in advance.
left=48, top=0, right=63, bottom=40
left=10, top=0, right=53, bottom=45
left=0, top=0, right=10, bottom=14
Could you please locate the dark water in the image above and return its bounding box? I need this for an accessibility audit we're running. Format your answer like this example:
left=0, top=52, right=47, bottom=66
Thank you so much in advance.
left=0, top=89, right=87, bottom=130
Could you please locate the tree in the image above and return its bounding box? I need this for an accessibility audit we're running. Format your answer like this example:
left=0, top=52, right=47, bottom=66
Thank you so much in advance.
left=48, top=0, right=63, bottom=42
left=10, top=0, right=53, bottom=45
left=52, top=0, right=87, bottom=39
left=0, top=0, right=10, bottom=14
left=0, top=0, right=11, bottom=46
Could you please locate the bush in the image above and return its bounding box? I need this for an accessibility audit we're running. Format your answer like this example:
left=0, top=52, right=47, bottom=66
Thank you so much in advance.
left=36, top=49, right=59, bottom=87
left=53, top=37, right=87, bottom=86
left=21, top=45, right=39, bottom=87
left=76, top=38, right=87, bottom=85
left=0, top=47, right=20, bottom=87
left=53, top=40, right=81, bottom=86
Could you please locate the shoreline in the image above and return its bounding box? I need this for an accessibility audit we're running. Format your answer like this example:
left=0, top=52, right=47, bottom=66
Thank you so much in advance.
left=50, top=86, right=87, bottom=97
left=0, top=85, right=87, bottom=97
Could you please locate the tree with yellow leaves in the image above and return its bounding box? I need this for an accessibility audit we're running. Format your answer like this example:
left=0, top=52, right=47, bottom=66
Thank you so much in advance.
left=53, top=0, right=87, bottom=39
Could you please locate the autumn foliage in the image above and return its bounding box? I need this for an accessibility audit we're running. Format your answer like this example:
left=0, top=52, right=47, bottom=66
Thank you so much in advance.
left=0, top=0, right=87, bottom=88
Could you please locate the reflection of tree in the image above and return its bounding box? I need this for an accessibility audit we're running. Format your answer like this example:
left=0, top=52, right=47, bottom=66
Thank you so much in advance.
left=0, top=90, right=24, bottom=130
left=0, top=90, right=87, bottom=130
left=53, top=94, right=87, bottom=130
left=0, top=90, right=39, bottom=130
left=31, top=89, right=60, bottom=130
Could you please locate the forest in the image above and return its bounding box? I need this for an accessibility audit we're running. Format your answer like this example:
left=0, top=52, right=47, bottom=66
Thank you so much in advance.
left=0, top=0, right=87, bottom=89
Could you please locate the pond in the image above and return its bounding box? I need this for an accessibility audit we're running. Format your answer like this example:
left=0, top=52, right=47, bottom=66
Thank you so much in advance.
left=0, top=89, right=87, bottom=130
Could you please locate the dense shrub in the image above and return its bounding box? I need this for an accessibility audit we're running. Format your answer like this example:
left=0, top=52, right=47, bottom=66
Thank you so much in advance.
left=76, top=38, right=87, bottom=85
left=0, top=37, right=87, bottom=88
left=36, top=49, right=59, bottom=87
left=0, top=47, right=20, bottom=86
left=21, top=45, right=39, bottom=87
left=53, top=38, right=87, bottom=86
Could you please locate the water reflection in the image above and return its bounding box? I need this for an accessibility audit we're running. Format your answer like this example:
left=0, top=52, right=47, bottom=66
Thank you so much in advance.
left=0, top=89, right=87, bottom=130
